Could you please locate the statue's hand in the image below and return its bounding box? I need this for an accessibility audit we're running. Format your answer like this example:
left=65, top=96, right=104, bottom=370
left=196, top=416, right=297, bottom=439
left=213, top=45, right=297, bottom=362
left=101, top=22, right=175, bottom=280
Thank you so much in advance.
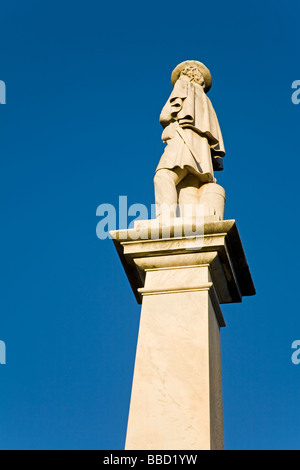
left=212, top=156, right=224, bottom=171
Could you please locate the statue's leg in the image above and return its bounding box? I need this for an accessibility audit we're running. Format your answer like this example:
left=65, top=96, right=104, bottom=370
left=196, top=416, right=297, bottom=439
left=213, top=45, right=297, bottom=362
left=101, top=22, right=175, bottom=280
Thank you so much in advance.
left=177, top=174, right=201, bottom=219
left=154, top=168, right=188, bottom=218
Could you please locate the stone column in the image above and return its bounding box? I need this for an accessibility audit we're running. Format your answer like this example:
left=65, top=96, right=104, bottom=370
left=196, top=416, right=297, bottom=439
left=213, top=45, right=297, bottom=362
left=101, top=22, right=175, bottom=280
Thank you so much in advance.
left=111, top=219, right=255, bottom=450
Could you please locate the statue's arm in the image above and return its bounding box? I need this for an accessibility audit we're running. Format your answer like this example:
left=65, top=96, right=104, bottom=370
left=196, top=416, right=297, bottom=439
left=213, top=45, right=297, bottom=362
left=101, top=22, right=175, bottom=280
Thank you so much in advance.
left=159, top=79, right=187, bottom=128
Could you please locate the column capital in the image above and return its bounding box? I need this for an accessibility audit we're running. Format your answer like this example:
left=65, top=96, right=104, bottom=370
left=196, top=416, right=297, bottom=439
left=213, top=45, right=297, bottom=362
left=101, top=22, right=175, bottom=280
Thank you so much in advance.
left=111, top=219, right=255, bottom=305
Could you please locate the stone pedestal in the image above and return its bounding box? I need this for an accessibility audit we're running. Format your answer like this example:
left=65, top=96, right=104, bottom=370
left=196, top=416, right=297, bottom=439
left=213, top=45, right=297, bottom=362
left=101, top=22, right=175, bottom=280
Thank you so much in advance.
left=111, top=219, right=255, bottom=450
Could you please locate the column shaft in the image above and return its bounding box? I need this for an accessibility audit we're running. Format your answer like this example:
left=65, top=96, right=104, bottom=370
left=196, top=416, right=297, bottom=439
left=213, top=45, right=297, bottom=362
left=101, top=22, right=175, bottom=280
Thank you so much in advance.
left=125, top=265, right=224, bottom=450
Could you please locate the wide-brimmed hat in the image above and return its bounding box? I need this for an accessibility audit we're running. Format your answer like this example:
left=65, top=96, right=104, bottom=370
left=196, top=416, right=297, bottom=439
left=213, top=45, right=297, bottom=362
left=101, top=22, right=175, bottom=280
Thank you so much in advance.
left=171, top=60, right=212, bottom=93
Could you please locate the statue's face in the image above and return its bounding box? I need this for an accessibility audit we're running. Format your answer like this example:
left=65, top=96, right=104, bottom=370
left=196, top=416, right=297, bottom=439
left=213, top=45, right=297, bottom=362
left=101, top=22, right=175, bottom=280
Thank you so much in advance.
left=180, top=67, right=205, bottom=88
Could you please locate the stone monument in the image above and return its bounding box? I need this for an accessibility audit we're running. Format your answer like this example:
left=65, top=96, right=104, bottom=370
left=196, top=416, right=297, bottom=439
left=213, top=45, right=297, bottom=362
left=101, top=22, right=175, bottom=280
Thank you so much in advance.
left=111, top=60, right=255, bottom=450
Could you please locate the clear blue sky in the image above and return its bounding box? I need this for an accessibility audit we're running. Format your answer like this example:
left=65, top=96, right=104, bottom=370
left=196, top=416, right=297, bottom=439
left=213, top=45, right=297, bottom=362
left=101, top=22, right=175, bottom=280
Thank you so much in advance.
left=0, top=0, right=300, bottom=450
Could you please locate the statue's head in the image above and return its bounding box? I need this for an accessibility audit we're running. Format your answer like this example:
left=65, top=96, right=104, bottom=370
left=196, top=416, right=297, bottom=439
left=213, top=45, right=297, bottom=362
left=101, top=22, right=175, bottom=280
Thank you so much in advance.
left=171, top=60, right=212, bottom=93
left=179, top=66, right=205, bottom=88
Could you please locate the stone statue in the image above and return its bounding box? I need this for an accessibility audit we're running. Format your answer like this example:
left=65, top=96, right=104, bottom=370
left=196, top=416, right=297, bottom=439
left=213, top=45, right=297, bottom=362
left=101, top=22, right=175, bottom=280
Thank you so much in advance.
left=154, top=60, right=226, bottom=220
